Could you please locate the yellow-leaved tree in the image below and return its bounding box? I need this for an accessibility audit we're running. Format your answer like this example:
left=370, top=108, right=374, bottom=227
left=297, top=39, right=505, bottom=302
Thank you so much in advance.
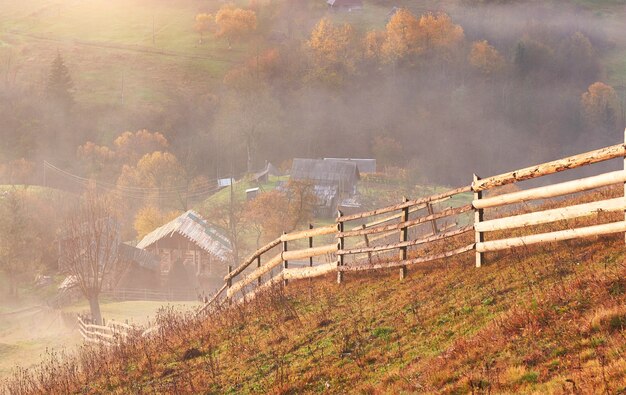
left=307, top=17, right=358, bottom=84
left=117, top=151, right=187, bottom=208
left=581, top=82, right=620, bottom=132
left=195, top=13, right=213, bottom=44
left=469, top=40, right=505, bottom=76
left=134, top=205, right=181, bottom=239
left=214, top=5, right=257, bottom=49
left=380, top=10, right=464, bottom=64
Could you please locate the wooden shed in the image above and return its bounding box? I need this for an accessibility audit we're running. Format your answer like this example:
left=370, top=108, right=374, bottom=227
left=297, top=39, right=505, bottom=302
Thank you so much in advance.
left=136, top=210, right=233, bottom=290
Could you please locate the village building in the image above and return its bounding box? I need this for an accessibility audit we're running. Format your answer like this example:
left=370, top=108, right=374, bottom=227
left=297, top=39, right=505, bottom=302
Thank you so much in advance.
left=323, top=158, right=377, bottom=174
left=251, top=161, right=282, bottom=183
left=290, top=158, right=360, bottom=217
left=136, top=210, right=233, bottom=291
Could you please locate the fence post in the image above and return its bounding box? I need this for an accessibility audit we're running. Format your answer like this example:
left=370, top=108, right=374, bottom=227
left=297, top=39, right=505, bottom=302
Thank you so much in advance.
left=337, top=210, right=344, bottom=284
left=473, top=174, right=484, bottom=268
left=624, top=128, right=626, bottom=245
left=227, top=265, right=233, bottom=304
left=399, top=197, right=409, bottom=280
left=257, top=255, right=262, bottom=286
left=426, top=202, right=439, bottom=235
left=282, top=231, right=289, bottom=286
left=309, top=224, right=314, bottom=267
left=362, top=224, right=372, bottom=265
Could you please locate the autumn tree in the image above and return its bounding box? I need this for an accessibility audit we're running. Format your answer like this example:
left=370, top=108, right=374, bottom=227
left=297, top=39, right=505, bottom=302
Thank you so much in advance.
left=77, top=130, right=169, bottom=180
left=216, top=81, right=282, bottom=173
left=379, top=10, right=463, bottom=65
left=134, top=206, right=181, bottom=239
left=581, top=82, right=620, bottom=132
left=372, top=136, right=404, bottom=168
left=113, top=129, right=169, bottom=164
left=284, top=180, right=316, bottom=229
left=117, top=151, right=188, bottom=208
left=61, top=191, right=121, bottom=324
left=514, top=39, right=556, bottom=80
left=0, top=189, right=38, bottom=298
left=0, top=158, right=35, bottom=185
left=557, top=32, right=598, bottom=83
left=204, top=191, right=245, bottom=267
left=243, top=190, right=289, bottom=247
left=307, top=18, right=358, bottom=84
left=363, top=30, right=386, bottom=62
left=46, top=52, right=74, bottom=110
left=214, top=5, right=257, bottom=49
left=194, top=13, right=213, bottom=44
left=469, top=40, right=505, bottom=76
left=243, top=182, right=315, bottom=247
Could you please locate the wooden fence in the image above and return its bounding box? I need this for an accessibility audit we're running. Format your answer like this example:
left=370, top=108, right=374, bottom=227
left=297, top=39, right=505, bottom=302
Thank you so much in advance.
left=197, top=130, right=626, bottom=315
left=77, top=315, right=134, bottom=345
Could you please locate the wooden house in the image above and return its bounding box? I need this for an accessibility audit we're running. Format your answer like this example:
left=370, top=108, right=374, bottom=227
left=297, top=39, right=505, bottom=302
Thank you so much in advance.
left=136, top=210, right=233, bottom=290
left=323, top=158, right=377, bottom=174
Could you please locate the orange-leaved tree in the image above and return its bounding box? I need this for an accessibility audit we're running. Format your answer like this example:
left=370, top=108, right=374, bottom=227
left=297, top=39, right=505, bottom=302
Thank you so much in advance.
left=307, top=17, right=358, bottom=84
left=381, top=10, right=463, bottom=64
left=214, top=5, right=257, bottom=49
left=243, top=190, right=290, bottom=247
left=469, top=40, right=505, bottom=76
left=195, top=13, right=213, bottom=44
left=581, top=82, right=620, bottom=132
left=134, top=205, right=181, bottom=239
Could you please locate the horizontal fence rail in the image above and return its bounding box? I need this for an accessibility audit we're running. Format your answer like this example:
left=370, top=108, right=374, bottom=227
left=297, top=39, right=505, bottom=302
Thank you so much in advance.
left=77, top=315, right=158, bottom=345
left=196, top=129, right=626, bottom=314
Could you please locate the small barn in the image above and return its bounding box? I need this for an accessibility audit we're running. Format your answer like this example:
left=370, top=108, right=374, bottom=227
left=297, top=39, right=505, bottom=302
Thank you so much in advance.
left=136, top=210, right=233, bottom=290
left=252, top=162, right=282, bottom=183
left=291, top=158, right=360, bottom=216
left=327, top=0, right=363, bottom=11
left=323, top=158, right=377, bottom=174
left=115, top=244, right=161, bottom=290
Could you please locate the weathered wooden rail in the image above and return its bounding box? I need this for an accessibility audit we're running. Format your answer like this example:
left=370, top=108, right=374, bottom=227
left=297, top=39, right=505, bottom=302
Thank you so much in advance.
left=197, top=130, right=626, bottom=314
left=77, top=315, right=134, bottom=345
left=77, top=315, right=157, bottom=345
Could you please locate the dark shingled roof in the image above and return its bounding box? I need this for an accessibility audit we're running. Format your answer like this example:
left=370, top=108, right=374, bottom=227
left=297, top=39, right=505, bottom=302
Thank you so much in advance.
left=324, top=158, right=376, bottom=173
left=118, top=243, right=160, bottom=271
left=291, top=158, right=360, bottom=186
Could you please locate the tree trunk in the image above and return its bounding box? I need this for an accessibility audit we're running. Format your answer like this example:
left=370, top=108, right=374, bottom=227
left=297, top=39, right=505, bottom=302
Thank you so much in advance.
left=88, top=294, right=103, bottom=325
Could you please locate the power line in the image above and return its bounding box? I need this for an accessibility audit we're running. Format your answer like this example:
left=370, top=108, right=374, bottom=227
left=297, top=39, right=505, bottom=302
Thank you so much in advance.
left=43, top=161, right=224, bottom=200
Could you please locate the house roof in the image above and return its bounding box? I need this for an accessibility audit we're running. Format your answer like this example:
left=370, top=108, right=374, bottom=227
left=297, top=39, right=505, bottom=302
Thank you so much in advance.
left=136, top=210, right=232, bottom=261
left=251, top=162, right=282, bottom=182
left=118, top=243, right=160, bottom=271
left=323, top=158, right=376, bottom=173
left=291, top=158, right=360, bottom=186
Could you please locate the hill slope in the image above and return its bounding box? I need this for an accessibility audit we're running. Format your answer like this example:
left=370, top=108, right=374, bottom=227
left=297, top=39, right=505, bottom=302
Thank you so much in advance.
left=4, top=233, right=626, bottom=394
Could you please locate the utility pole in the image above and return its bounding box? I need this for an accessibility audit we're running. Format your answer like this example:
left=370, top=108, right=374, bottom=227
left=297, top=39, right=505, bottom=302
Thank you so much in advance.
left=152, top=13, right=156, bottom=46
left=120, top=70, right=125, bottom=106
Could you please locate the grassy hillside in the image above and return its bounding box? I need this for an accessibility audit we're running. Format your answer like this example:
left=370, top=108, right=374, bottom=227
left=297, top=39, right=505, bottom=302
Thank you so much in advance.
left=4, top=229, right=626, bottom=393
left=4, top=0, right=626, bottom=114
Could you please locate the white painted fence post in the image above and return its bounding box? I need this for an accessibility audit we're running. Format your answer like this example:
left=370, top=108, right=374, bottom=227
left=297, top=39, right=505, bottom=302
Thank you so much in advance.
left=624, top=128, right=626, bottom=245
left=473, top=174, right=484, bottom=267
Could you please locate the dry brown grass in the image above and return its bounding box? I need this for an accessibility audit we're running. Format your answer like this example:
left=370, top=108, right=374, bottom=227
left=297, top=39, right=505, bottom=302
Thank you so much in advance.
left=3, top=188, right=626, bottom=394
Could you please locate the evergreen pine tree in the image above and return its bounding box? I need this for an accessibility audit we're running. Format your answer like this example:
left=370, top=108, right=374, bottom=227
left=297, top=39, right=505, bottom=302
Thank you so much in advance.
left=46, top=51, right=74, bottom=110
